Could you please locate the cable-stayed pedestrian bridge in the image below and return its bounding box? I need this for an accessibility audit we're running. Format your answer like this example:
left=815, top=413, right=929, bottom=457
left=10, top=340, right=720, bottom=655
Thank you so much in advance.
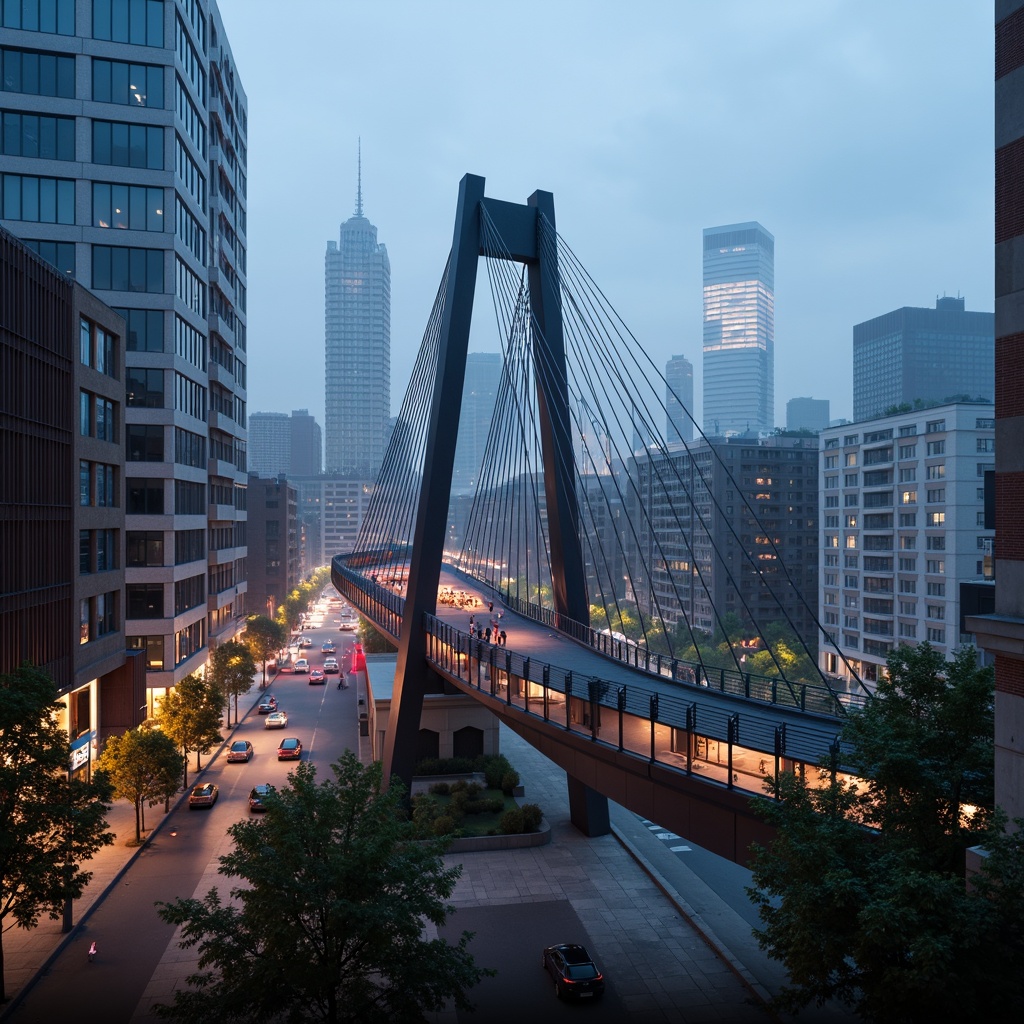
left=331, top=175, right=868, bottom=863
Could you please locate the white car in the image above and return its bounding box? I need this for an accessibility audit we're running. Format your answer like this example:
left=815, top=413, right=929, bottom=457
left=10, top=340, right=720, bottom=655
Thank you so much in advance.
left=294, top=658, right=309, bottom=673
left=323, top=657, right=339, bottom=674
left=265, top=710, right=289, bottom=729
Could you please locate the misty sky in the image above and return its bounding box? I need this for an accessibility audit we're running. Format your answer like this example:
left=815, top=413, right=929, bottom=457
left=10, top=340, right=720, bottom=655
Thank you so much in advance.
left=215, top=0, right=993, bottom=431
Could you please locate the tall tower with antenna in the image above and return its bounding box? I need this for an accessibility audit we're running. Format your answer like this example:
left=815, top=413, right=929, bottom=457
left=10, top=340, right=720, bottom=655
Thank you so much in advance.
left=324, top=142, right=391, bottom=476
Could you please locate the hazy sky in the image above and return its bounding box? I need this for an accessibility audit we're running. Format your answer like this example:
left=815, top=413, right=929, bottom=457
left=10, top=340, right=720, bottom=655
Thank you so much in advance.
left=215, top=0, right=993, bottom=430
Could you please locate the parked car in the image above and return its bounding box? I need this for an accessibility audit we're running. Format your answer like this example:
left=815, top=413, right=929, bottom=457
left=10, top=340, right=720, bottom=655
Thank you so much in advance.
left=323, top=657, right=339, bottom=674
left=248, top=784, right=274, bottom=812
left=321, top=640, right=336, bottom=653
left=265, top=710, right=289, bottom=729
left=277, top=654, right=294, bottom=673
left=297, top=636, right=313, bottom=648
left=226, top=739, right=254, bottom=763
left=257, top=696, right=278, bottom=714
left=277, top=737, right=302, bottom=761
left=188, top=782, right=219, bottom=809
left=542, top=944, right=605, bottom=1000
left=308, top=668, right=326, bottom=685
left=294, top=659, right=310, bottom=674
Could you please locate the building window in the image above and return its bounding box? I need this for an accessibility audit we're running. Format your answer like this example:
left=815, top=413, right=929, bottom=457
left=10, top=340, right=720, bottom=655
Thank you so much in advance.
left=844, top=473, right=858, bottom=487
left=92, top=182, right=164, bottom=231
left=92, top=245, right=164, bottom=293
left=977, top=463, right=992, bottom=477
left=80, top=531, right=91, bottom=574
left=127, top=531, right=163, bottom=567
left=898, top=557, right=917, bottom=572
left=899, top=536, right=916, bottom=550
left=899, top=512, right=917, bottom=527
left=926, top=604, right=945, bottom=620
left=1, top=111, right=74, bottom=159
left=117, top=307, right=164, bottom=352
left=845, top=515, right=857, bottom=528
left=926, top=440, right=945, bottom=456
left=845, top=453, right=857, bottom=467
left=126, top=367, right=164, bottom=408
left=0, top=46, right=75, bottom=97
left=92, top=119, right=164, bottom=169
left=926, top=511, right=945, bottom=526
left=925, top=419, right=946, bottom=434
left=91, top=58, right=164, bottom=107
left=899, top=600, right=917, bottom=615
left=925, top=464, right=945, bottom=481
left=927, top=627, right=946, bottom=643
left=93, top=0, right=164, bottom=46
left=976, top=438, right=995, bottom=453
left=926, top=536, right=946, bottom=551
left=926, top=559, right=945, bottom=574
left=1, top=173, right=75, bottom=223
left=901, top=489, right=917, bottom=505
left=126, top=424, right=163, bottom=461
left=899, top=579, right=917, bottom=594
left=127, top=583, right=163, bottom=618
left=898, top=444, right=917, bottom=459
left=127, top=634, right=165, bottom=671
left=899, top=622, right=917, bottom=638
left=126, top=477, right=164, bottom=514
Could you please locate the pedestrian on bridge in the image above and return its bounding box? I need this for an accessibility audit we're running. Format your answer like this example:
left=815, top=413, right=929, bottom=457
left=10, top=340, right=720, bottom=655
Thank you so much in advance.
left=499, top=629, right=507, bottom=646
left=485, top=627, right=492, bottom=644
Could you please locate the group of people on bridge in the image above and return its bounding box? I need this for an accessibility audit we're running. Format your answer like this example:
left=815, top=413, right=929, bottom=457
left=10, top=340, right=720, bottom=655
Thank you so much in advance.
left=469, top=603, right=507, bottom=646
left=438, top=587, right=479, bottom=609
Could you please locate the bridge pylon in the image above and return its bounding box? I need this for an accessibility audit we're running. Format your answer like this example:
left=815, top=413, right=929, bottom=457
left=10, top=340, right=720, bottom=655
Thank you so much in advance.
left=382, top=174, right=609, bottom=837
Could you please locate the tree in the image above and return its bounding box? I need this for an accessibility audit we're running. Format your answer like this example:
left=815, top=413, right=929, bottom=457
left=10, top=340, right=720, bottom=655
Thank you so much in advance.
left=158, top=673, right=224, bottom=786
left=357, top=619, right=396, bottom=654
left=0, top=665, right=113, bottom=1001
left=94, top=726, right=185, bottom=844
left=746, top=643, right=1023, bottom=1022
left=208, top=640, right=256, bottom=726
left=154, top=752, right=493, bottom=1022
left=244, top=614, right=287, bottom=686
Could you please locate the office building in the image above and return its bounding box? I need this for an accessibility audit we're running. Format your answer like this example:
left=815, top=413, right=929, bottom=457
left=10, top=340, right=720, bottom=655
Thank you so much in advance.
left=248, top=408, right=322, bottom=477
left=665, top=354, right=694, bottom=443
left=1, top=226, right=146, bottom=763
left=246, top=475, right=300, bottom=619
left=786, top=397, right=830, bottom=433
left=702, top=222, right=775, bottom=437
left=629, top=436, right=818, bottom=644
left=451, top=352, right=501, bottom=496
left=292, top=475, right=374, bottom=572
left=819, top=403, right=995, bottom=689
left=325, top=165, right=390, bottom=476
left=967, top=7, right=1024, bottom=828
left=852, top=297, right=994, bottom=421
left=0, top=2, right=249, bottom=700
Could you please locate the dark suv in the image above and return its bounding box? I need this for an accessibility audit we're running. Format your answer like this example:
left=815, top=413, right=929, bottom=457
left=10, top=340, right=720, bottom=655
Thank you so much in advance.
left=248, top=784, right=274, bottom=812
left=542, top=943, right=605, bottom=1000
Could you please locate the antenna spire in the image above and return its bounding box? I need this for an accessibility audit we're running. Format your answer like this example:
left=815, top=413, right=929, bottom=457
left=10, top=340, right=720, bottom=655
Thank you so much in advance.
left=355, top=138, right=363, bottom=217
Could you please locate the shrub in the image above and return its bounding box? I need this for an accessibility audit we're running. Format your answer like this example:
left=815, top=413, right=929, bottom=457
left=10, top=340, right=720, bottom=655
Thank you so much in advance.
left=483, top=755, right=514, bottom=790
left=450, top=780, right=469, bottom=794
left=500, top=769, right=520, bottom=795
left=466, top=782, right=482, bottom=798
left=428, top=782, right=450, bottom=796
left=465, top=797, right=505, bottom=815
left=499, top=808, right=525, bottom=834
left=432, top=815, right=458, bottom=837
left=521, top=803, right=543, bottom=832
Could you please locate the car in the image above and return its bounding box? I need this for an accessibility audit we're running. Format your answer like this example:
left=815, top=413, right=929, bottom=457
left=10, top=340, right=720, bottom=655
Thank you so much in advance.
left=188, top=782, right=219, bottom=809
left=298, top=636, right=313, bottom=648
left=339, top=620, right=356, bottom=631
left=257, top=696, right=278, bottom=714
left=277, top=737, right=302, bottom=760
left=227, top=739, right=254, bottom=763
left=294, top=658, right=310, bottom=674
left=308, top=668, right=325, bottom=685
left=265, top=710, right=288, bottom=729
left=277, top=655, right=294, bottom=673
left=323, top=657, right=339, bottom=674
left=542, top=944, right=605, bottom=1000
left=248, top=784, right=274, bottom=812
left=321, top=640, right=335, bottom=653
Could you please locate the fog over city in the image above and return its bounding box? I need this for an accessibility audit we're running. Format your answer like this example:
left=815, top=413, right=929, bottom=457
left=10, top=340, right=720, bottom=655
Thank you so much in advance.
left=216, top=0, right=993, bottom=429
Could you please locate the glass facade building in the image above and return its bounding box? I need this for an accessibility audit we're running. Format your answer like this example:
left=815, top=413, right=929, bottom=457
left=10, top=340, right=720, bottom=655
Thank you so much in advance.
left=702, top=222, right=775, bottom=437
left=324, top=182, right=390, bottom=477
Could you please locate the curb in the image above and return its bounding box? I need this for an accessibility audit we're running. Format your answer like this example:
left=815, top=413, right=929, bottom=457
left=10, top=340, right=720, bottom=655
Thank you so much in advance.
left=607, top=822, right=778, bottom=1018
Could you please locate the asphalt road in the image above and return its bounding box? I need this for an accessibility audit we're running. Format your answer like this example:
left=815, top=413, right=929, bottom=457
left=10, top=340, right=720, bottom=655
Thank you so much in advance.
left=8, top=614, right=361, bottom=1022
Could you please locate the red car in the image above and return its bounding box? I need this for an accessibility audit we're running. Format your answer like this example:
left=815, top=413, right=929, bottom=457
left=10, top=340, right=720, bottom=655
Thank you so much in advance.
left=277, top=737, right=302, bottom=761
left=308, top=668, right=325, bottom=685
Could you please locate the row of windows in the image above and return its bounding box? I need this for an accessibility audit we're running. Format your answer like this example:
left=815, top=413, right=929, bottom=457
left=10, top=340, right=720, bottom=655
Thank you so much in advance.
left=93, top=0, right=164, bottom=48
left=175, top=135, right=207, bottom=207
left=126, top=529, right=216, bottom=568
left=175, top=75, right=205, bottom=156
left=175, top=314, right=206, bottom=368
left=80, top=591, right=117, bottom=643
left=175, top=371, right=207, bottom=419
left=2, top=173, right=74, bottom=223
left=93, top=57, right=163, bottom=108
left=176, top=256, right=205, bottom=316
left=175, top=12, right=205, bottom=104
left=1, top=0, right=75, bottom=34
left=174, top=426, right=205, bottom=467
left=80, top=461, right=116, bottom=507
left=93, top=120, right=164, bottom=169
left=93, top=245, right=164, bottom=293
left=93, top=182, right=164, bottom=232
left=176, top=197, right=206, bottom=262
left=1, top=47, right=75, bottom=98
left=80, top=529, right=117, bottom=574
left=1, top=110, right=74, bottom=159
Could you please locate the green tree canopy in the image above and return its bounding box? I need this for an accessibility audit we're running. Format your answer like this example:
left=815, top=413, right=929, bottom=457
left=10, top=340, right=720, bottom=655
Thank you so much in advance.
left=244, top=614, right=287, bottom=686
left=155, top=752, right=492, bottom=1023
left=95, top=726, right=185, bottom=843
left=0, top=665, right=113, bottom=1001
left=357, top=619, right=396, bottom=654
left=746, top=643, right=1022, bottom=1022
left=209, top=640, right=256, bottom=726
left=158, top=673, right=224, bottom=784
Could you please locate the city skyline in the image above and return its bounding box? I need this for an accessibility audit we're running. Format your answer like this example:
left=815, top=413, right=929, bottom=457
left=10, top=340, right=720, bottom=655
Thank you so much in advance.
left=216, top=0, right=992, bottom=432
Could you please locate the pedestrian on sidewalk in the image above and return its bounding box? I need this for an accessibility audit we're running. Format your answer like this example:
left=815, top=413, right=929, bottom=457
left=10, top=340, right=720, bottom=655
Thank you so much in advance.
left=500, top=629, right=507, bottom=646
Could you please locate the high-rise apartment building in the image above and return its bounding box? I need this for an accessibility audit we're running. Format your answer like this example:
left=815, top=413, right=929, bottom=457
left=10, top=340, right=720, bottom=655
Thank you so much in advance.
left=1, top=1, right=249, bottom=699
left=819, top=403, right=994, bottom=689
left=452, top=352, right=501, bottom=496
left=702, top=222, right=775, bottom=437
left=246, top=474, right=300, bottom=619
left=852, top=297, right=994, bottom=421
left=324, top=169, right=390, bottom=476
left=665, top=354, right=694, bottom=443
left=248, top=409, right=322, bottom=478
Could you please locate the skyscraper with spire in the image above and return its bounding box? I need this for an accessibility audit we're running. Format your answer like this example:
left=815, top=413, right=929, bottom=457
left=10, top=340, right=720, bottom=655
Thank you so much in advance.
left=324, top=146, right=391, bottom=476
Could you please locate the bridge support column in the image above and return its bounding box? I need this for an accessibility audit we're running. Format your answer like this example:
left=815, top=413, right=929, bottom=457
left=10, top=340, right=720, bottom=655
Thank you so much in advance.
left=565, top=774, right=610, bottom=837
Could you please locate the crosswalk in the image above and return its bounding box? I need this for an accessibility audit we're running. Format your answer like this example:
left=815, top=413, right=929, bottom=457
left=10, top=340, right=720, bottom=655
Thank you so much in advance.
left=640, top=818, right=692, bottom=853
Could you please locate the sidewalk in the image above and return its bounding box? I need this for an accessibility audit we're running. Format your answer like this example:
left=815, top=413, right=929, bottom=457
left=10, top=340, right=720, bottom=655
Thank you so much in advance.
left=0, top=674, right=271, bottom=1018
